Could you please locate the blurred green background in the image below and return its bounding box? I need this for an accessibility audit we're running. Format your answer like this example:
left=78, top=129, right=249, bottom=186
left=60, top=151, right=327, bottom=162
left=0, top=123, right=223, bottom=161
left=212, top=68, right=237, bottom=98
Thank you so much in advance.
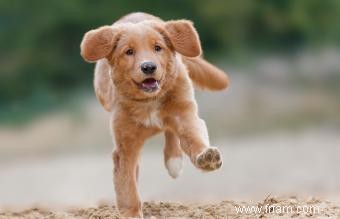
left=0, top=0, right=340, bottom=207
left=1, top=0, right=340, bottom=124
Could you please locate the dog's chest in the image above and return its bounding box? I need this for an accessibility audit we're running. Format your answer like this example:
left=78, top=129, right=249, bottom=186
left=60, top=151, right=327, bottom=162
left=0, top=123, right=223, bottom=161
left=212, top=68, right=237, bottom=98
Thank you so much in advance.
left=134, top=102, right=163, bottom=129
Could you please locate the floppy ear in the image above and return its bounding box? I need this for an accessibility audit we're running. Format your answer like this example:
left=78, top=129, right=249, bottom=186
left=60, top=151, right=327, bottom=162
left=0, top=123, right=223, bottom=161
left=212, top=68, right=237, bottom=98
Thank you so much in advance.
left=165, top=20, right=202, bottom=57
left=80, top=26, right=120, bottom=62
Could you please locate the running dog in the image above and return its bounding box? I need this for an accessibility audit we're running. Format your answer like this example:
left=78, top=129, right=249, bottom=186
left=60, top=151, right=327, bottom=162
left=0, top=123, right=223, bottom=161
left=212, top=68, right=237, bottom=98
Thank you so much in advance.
left=80, top=12, right=229, bottom=218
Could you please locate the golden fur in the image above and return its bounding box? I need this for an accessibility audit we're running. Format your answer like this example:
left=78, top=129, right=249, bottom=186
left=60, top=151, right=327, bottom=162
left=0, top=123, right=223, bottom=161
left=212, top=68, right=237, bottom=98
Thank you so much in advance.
left=80, top=12, right=229, bottom=218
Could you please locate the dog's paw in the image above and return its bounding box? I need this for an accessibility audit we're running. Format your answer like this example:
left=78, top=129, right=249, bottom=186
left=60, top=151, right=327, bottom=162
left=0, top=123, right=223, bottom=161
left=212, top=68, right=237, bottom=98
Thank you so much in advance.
left=165, top=156, right=183, bottom=178
left=119, top=208, right=143, bottom=218
left=195, top=147, right=222, bottom=171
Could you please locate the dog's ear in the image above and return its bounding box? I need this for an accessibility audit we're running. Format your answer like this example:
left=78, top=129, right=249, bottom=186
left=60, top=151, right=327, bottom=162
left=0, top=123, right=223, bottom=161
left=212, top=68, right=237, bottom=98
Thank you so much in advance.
left=165, top=20, right=202, bottom=57
left=80, top=26, right=120, bottom=62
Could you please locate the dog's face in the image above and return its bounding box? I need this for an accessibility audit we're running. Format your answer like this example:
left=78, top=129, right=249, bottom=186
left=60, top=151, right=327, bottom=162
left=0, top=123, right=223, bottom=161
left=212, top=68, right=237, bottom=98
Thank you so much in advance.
left=81, top=20, right=201, bottom=100
left=110, top=23, right=173, bottom=98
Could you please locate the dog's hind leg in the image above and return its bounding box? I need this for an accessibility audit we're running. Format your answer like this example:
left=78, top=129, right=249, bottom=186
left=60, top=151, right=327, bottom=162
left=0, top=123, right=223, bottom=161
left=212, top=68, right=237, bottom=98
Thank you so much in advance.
left=164, top=130, right=183, bottom=178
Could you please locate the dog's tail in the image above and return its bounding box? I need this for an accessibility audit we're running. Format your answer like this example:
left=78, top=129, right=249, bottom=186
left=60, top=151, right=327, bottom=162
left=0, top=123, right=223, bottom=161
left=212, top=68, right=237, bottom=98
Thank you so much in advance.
left=183, top=56, right=229, bottom=91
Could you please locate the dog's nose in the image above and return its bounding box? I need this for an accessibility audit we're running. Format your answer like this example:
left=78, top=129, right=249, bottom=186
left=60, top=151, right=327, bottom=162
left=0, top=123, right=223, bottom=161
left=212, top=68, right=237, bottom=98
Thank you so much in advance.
left=141, top=61, right=157, bottom=74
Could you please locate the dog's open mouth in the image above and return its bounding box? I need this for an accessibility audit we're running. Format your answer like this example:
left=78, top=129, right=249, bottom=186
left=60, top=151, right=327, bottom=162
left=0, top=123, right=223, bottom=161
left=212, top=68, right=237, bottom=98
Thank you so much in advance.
left=137, top=78, right=160, bottom=92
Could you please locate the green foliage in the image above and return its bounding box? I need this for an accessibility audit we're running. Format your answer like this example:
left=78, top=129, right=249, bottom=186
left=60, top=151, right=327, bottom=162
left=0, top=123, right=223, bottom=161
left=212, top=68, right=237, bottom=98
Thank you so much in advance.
left=0, top=0, right=340, bottom=122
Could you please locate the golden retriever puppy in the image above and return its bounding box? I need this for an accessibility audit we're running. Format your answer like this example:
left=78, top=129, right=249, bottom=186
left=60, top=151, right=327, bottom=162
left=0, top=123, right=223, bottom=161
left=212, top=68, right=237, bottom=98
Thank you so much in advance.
left=80, top=12, right=229, bottom=218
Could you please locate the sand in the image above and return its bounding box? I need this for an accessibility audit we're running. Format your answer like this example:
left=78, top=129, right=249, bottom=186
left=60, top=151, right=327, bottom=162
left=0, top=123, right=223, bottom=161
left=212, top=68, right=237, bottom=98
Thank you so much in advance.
left=1, top=197, right=339, bottom=219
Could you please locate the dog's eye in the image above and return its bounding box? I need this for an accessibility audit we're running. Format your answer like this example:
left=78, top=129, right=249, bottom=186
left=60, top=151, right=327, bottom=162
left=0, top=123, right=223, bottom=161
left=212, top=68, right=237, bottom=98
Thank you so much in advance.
left=155, top=45, right=162, bottom=52
left=125, top=49, right=134, bottom=56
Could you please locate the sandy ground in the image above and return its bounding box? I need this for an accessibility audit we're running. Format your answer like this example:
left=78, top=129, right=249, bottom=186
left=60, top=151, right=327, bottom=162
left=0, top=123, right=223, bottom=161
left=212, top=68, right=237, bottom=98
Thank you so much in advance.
left=1, top=197, right=340, bottom=218
left=0, top=132, right=340, bottom=218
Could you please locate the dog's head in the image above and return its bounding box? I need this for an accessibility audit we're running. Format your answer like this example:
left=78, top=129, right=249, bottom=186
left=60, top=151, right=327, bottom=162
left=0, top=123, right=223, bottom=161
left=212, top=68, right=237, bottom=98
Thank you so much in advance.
left=80, top=20, right=201, bottom=100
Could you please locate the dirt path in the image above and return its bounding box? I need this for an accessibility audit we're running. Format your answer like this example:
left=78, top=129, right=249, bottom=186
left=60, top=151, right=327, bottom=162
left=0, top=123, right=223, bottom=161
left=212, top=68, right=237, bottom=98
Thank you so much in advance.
left=1, top=197, right=339, bottom=219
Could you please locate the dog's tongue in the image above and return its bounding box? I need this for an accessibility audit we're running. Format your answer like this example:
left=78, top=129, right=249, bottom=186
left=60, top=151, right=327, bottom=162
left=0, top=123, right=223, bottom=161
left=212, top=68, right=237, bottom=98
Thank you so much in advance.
left=141, top=78, right=159, bottom=90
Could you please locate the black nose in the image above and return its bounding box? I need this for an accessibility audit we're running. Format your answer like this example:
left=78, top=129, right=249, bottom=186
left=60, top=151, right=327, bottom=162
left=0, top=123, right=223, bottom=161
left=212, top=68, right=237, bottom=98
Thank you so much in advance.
left=141, top=61, right=157, bottom=74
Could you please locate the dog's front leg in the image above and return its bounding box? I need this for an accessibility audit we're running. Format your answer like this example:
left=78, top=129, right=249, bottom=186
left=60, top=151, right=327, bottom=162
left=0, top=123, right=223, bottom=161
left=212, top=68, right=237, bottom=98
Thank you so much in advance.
left=112, top=122, right=146, bottom=218
left=111, top=114, right=158, bottom=218
left=171, top=113, right=223, bottom=171
left=112, top=146, right=142, bottom=218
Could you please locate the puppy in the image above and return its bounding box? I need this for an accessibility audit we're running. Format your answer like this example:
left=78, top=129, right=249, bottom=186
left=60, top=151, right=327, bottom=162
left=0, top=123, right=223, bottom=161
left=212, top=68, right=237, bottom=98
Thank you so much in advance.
left=80, top=12, right=229, bottom=218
